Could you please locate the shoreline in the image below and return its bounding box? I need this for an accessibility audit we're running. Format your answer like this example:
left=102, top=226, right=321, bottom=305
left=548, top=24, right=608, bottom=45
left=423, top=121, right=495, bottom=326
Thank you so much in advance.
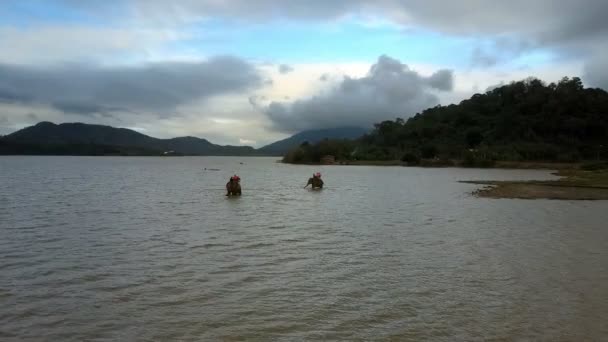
left=462, top=169, right=608, bottom=200
left=0, top=154, right=281, bottom=157
left=284, top=159, right=583, bottom=170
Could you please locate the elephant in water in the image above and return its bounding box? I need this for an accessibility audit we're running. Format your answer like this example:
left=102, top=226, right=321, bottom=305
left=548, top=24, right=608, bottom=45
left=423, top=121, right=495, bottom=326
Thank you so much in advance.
left=226, top=175, right=242, bottom=196
left=305, top=172, right=324, bottom=189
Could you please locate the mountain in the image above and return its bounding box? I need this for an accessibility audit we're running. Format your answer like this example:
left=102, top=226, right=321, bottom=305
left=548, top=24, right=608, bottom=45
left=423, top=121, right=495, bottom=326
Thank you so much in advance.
left=0, top=122, right=255, bottom=156
left=0, top=122, right=368, bottom=156
left=283, top=77, right=608, bottom=165
left=258, top=127, right=368, bottom=155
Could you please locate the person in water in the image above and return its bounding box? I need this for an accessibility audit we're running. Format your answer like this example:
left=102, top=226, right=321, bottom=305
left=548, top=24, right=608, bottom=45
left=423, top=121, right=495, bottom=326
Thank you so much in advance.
left=305, top=172, right=324, bottom=189
left=226, top=175, right=242, bottom=196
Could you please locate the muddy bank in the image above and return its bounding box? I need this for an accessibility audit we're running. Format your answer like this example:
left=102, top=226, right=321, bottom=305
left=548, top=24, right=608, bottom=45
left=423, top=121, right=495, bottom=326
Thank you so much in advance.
left=463, top=170, right=608, bottom=200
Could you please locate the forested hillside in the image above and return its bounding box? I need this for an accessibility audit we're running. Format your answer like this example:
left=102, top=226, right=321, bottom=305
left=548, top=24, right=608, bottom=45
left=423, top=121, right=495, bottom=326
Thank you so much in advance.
left=284, top=77, right=608, bottom=166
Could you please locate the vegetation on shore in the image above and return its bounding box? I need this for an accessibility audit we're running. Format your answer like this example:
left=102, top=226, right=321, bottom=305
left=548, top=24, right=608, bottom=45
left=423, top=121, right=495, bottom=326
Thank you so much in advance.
left=283, top=77, right=608, bottom=167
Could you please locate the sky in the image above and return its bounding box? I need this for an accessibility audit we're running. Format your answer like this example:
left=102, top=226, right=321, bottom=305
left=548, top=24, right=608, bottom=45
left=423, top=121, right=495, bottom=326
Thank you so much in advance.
left=1, top=0, right=607, bottom=146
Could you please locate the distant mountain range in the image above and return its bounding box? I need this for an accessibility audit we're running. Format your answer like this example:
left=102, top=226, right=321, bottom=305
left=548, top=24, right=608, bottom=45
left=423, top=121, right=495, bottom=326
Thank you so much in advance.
left=0, top=122, right=367, bottom=156
left=258, top=127, right=368, bottom=155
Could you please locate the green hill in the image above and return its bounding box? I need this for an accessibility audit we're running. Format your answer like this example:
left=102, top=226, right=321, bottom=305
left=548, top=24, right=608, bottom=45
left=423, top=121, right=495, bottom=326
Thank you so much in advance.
left=0, top=122, right=370, bottom=156
left=258, top=127, right=367, bottom=156
left=284, top=77, right=608, bottom=166
left=0, top=122, right=254, bottom=156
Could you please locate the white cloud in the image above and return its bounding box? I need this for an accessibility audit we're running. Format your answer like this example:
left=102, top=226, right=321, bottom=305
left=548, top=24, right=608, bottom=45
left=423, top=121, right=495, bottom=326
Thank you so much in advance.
left=0, top=26, right=191, bottom=65
left=239, top=138, right=256, bottom=145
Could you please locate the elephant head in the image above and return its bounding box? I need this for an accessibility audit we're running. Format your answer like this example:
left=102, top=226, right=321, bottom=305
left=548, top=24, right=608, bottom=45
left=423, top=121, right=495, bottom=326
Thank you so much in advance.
left=226, top=175, right=242, bottom=196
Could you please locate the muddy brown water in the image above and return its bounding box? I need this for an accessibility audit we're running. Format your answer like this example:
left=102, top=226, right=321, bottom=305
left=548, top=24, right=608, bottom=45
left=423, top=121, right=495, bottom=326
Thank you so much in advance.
left=1, top=156, right=607, bottom=341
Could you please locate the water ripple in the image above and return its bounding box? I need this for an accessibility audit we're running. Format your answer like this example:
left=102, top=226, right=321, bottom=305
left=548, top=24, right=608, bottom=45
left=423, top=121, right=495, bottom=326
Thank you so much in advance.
left=1, top=156, right=608, bottom=341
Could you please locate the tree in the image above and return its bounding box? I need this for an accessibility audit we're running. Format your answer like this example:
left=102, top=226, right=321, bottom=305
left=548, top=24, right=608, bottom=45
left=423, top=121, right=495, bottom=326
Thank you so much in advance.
left=421, top=144, right=437, bottom=159
left=466, top=129, right=483, bottom=148
left=283, top=75, right=608, bottom=165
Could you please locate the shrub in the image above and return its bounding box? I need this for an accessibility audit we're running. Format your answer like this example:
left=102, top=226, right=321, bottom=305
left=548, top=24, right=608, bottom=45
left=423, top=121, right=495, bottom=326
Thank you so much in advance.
left=401, top=152, right=420, bottom=165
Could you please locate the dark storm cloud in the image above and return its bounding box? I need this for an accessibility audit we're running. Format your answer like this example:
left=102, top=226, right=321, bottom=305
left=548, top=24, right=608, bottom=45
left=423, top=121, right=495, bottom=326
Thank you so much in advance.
left=261, top=55, right=453, bottom=133
left=0, top=56, right=262, bottom=116
left=278, top=64, right=294, bottom=74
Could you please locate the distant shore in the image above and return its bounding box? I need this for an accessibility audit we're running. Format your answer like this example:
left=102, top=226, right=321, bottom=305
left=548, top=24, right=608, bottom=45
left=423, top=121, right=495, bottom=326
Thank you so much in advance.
left=285, top=159, right=584, bottom=170
left=0, top=153, right=280, bottom=157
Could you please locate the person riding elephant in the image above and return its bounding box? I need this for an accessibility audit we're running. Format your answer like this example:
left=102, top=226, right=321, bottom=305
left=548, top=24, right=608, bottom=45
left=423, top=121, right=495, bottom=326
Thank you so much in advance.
left=226, top=175, right=242, bottom=196
left=305, top=172, right=324, bottom=189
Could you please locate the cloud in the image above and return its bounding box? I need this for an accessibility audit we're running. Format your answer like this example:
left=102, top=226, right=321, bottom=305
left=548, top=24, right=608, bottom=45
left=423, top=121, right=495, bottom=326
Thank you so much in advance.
left=583, top=50, right=608, bottom=90
left=130, top=0, right=366, bottom=22
left=0, top=26, right=189, bottom=64
left=278, top=64, right=294, bottom=74
left=14, top=2, right=607, bottom=63
left=585, top=64, right=608, bottom=91
left=260, top=55, right=453, bottom=133
left=2, top=0, right=605, bottom=141
left=26, top=113, right=39, bottom=122
left=126, top=1, right=608, bottom=86
left=471, top=46, right=499, bottom=67
left=0, top=56, right=262, bottom=117
left=0, top=114, right=13, bottom=135
left=129, top=1, right=608, bottom=38
left=239, top=138, right=256, bottom=145
left=426, top=69, right=453, bottom=91
left=4, top=1, right=606, bottom=88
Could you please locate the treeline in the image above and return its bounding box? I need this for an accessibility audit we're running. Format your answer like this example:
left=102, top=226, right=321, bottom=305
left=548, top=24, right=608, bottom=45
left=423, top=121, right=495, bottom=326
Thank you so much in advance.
left=284, top=77, right=608, bottom=166
left=283, top=139, right=357, bottom=164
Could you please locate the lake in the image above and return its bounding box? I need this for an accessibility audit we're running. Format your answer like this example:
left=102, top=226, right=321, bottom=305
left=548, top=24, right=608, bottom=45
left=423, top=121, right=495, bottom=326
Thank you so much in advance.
left=1, top=156, right=607, bottom=341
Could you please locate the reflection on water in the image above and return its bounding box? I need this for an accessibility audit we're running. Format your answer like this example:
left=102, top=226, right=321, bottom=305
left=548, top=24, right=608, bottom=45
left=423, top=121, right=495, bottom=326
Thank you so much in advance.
left=1, top=156, right=607, bottom=341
